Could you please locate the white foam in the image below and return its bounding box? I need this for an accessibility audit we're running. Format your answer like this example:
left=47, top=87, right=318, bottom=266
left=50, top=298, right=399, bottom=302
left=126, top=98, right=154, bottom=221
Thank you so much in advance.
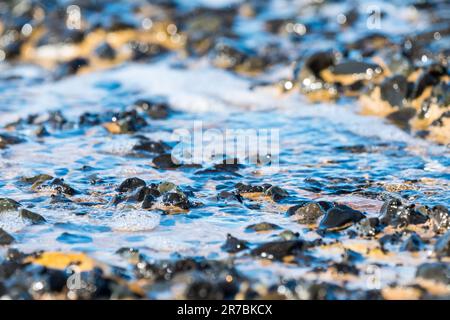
left=0, top=211, right=27, bottom=233
left=107, top=211, right=160, bottom=232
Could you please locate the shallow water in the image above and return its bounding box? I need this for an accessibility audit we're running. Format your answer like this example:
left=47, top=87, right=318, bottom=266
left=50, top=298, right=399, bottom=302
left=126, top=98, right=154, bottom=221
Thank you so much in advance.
left=0, top=0, right=449, bottom=299
left=0, top=56, right=449, bottom=294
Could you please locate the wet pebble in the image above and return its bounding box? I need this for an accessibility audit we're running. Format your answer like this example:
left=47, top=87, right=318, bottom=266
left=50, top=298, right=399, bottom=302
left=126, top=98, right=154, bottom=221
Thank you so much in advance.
left=416, top=262, right=450, bottom=285
left=103, top=111, right=147, bottom=134
left=429, top=205, right=450, bottom=234
left=0, top=228, right=15, bottom=245
left=221, top=234, right=249, bottom=253
left=162, top=192, right=190, bottom=210
left=245, top=222, right=281, bottom=232
left=401, top=233, right=425, bottom=252
left=0, top=198, right=21, bottom=213
left=264, top=185, right=289, bottom=202
left=353, top=217, right=381, bottom=238
left=152, top=154, right=180, bottom=170
left=278, top=230, right=300, bottom=241
left=287, top=201, right=327, bottom=224
left=19, top=209, right=46, bottom=225
left=117, top=177, right=146, bottom=193
left=251, top=240, right=306, bottom=260
left=379, top=199, right=428, bottom=228
left=35, top=178, right=78, bottom=196
left=54, top=57, right=89, bottom=79
left=318, top=204, right=365, bottom=232
left=380, top=75, right=408, bottom=108
left=0, top=133, right=25, bottom=149
left=133, top=99, right=172, bottom=120
left=95, top=42, right=116, bottom=60
left=434, top=230, right=450, bottom=258
left=132, top=138, right=168, bottom=155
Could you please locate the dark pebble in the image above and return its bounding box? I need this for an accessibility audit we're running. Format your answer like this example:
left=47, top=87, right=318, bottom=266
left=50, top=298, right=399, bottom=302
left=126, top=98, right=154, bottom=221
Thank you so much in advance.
left=434, top=230, right=450, bottom=258
left=221, top=234, right=249, bottom=253
left=401, top=232, right=424, bottom=252
left=162, top=192, right=190, bottom=209
left=416, top=262, right=450, bottom=285
left=54, top=57, right=89, bottom=79
left=133, top=99, right=172, bottom=120
left=117, top=177, right=146, bottom=192
left=0, top=198, right=21, bottom=213
left=19, top=208, right=46, bottom=224
left=379, top=199, right=428, bottom=227
left=430, top=205, right=450, bottom=234
left=95, top=42, right=116, bottom=60
left=251, top=240, right=306, bottom=260
left=354, top=217, right=380, bottom=238
left=132, top=139, right=167, bottom=155
left=287, top=201, right=326, bottom=224
left=0, top=133, right=25, bottom=149
left=380, top=74, right=408, bottom=108
left=245, top=222, right=281, bottom=232
left=318, top=204, right=365, bottom=232
left=142, top=194, right=156, bottom=209
left=152, top=154, right=180, bottom=169
left=264, top=185, right=289, bottom=202
left=0, top=228, right=15, bottom=245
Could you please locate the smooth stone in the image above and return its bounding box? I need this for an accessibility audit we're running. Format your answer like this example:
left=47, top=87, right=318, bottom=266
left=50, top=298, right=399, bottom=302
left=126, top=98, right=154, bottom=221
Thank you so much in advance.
left=251, top=240, right=305, bottom=260
left=319, top=204, right=365, bottom=231
left=435, top=230, right=450, bottom=258
left=245, top=222, right=281, bottom=232
left=19, top=208, right=46, bottom=224
left=0, top=228, right=15, bottom=245
left=221, top=234, right=249, bottom=253
left=287, top=201, right=325, bottom=224
left=0, top=198, right=21, bottom=213
left=117, top=177, right=146, bottom=193
left=416, top=262, right=450, bottom=285
left=401, top=233, right=424, bottom=252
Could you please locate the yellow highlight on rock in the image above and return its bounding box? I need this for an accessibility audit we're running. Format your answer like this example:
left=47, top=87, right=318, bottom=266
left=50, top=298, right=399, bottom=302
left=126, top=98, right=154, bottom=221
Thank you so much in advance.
left=26, top=252, right=96, bottom=272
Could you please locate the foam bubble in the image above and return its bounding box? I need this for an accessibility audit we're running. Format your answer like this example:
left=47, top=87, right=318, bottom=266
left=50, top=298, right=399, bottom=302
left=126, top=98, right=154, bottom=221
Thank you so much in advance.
left=108, top=211, right=160, bottom=232
left=0, top=211, right=27, bottom=233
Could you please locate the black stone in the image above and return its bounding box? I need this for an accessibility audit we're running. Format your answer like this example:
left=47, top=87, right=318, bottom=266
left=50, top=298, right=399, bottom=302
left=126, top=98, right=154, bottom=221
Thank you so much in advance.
left=430, top=205, right=450, bottom=234
left=19, top=209, right=46, bottom=224
left=133, top=99, right=171, bottom=120
left=265, top=186, right=289, bottom=202
left=221, top=234, right=249, bottom=253
left=162, top=192, right=190, bottom=209
left=117, top=177, right=146, bottom=193
left=435, top=230, right=450, bottom=258
left=319, top=204, right=365, bottom=231
left=152, top=154, right=180, bottom=170
left=132, top=140, right=167, bottom=155
left=380, top=75, right=408, bottom=108
left=55, top=57, right=89, bottom=79
left=95, top=42, right=116, bottom=60
left=245, top=222, right=281, bottom=232
left=142, top=194, right=156, bottom=209
left=0, top=228, right=14, bottom=245
left=0, top=198, right=21, bottom=213
left=251, top=240, right=305, bottom=260
left=0, top=133, right=25, bottom=149
left=354, top=217, right=380, bottom=237
left=401, top=233, right=424, bottom=252
left=416, top=262, right=450, bottom=285
left=287, top=201, right=326, bottom=224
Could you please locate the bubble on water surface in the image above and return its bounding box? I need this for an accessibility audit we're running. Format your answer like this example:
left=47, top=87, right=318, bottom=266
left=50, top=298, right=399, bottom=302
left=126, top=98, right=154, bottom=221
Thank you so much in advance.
left=0, top=211, right=28, bottom=233
left=107, top=211, right=160, bottom=232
